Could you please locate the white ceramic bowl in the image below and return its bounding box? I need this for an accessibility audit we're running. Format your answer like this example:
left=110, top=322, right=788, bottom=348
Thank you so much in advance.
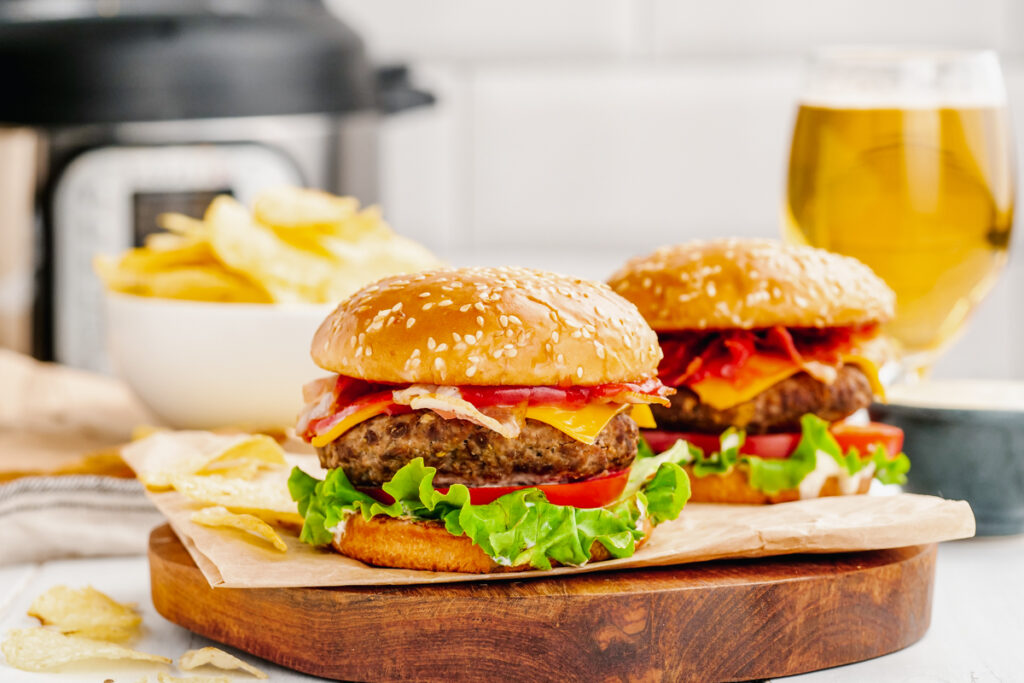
left=105, top=292, right=335, bottom=430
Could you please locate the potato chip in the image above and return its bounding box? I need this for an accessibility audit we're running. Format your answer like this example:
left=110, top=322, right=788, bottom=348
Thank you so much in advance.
left=157, top=212, right=209, bottom=237
left=197, top=434, right=286, bottom=475
left=206, top=195, right=346, bottom=303
left=173, top=472, right=302, bottom=528
left=191, top=506, right=287, bottom=552
left=132, top=424, right=166, bottom=441
left=158, top=674, right=230, bottom=683
left=140, top=266, right=271, bottom=302
left=117, top=239, right=217, bottom=273
left=252, top=186, right=359, bottom=232
left=124, top=432, right=286, bottom=490
left=197, top=460, right=263, bottom=480
left=1, top=628, right=170, bottom=671
left=28, top=586, right=141, bottom=641
left=96, top=187, right=439, bottom=305
left=142, top=232, right=197, bottom=253
left=179, top=646, right=268, bottom=678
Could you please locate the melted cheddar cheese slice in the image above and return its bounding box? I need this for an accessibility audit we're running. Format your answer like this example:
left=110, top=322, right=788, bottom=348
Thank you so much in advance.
left=310, top=402, right=391, bottom=448
left=311, top=398, right=656, bottom=448
left=524, top=403, right=634, bottom=445
left=688, top=354, right=884, bottom=411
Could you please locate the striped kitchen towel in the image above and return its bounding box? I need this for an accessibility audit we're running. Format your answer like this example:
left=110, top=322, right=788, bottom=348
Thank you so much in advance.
left=0, top=475, right=163, bottom=565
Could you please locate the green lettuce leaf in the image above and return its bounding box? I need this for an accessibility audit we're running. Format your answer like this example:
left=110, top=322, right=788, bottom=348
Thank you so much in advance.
left=621, top=440, right=692, bottom=523
left=289, top=452, right=693, bottom=570
left=649, top=414, right=911, bottom=495
left=870, top=445, right=911, bottom=485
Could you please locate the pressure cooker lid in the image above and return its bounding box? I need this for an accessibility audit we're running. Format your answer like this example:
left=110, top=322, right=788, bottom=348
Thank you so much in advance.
left=0, top=0, right=377, bottom=125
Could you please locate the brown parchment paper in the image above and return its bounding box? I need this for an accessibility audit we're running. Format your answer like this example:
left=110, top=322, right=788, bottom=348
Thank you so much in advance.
left=0, top=349, right=157, bottom=471
left=143, top=484, right=975, bottom=588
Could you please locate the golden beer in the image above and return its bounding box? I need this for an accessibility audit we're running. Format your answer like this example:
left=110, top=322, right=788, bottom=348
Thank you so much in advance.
left=785, top=103, right=1014, bottom=363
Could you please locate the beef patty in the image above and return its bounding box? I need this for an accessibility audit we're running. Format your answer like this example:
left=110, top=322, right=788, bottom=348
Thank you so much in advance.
left=651, top=365, right=873, bottom=434
left=318, top=410, right=638, bottom=487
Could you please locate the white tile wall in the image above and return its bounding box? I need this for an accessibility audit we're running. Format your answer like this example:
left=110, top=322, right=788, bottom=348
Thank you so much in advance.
left=332, top=0, right=1024, bottom=379
left=377, top=64, right=469, bottom=256
left=649, top=0, right=1008, bottom=56
left=468, top=62, right=801, bottom=249
left=326, top=0, right=636, bottom=60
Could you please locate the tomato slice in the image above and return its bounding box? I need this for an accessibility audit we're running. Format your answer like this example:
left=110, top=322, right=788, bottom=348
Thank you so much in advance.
left=831, top=422, right=904, bottom=457
left=644, top=429, right=800, bottom=459
left=458, top=380, right=670, bottom=409
left=359, top=468, right=630, bottom=509
left=644, top=422, right=903, bottom=460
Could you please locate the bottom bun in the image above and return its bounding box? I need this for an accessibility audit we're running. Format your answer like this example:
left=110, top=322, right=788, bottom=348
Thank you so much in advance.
left=334, top=513, right=653, bottom=573
left=685, top=465, right=871, bottom=504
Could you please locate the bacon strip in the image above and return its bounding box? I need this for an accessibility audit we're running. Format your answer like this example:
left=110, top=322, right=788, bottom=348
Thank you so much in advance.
left=658, top=324, right=878, bottom=387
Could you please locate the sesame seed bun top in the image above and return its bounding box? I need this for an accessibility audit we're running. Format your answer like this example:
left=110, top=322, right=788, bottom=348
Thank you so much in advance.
left=607, top=239, right=895, bottom=331
left=312, top=266, right=662, bottom=385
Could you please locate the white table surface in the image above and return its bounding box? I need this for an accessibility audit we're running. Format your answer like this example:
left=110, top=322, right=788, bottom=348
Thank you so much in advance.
left=1, top=535, right=1022, bottom=683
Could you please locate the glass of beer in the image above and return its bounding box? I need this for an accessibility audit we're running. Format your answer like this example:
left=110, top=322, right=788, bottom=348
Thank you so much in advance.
left=784, top=48, right=1015, bottom=377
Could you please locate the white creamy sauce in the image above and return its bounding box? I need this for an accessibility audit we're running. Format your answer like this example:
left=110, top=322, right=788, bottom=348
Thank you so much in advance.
left=887, top=380, right=1024, bottom=412
left=329, top=518, right=349, bottom=544
left=797, top=451, right=876, bottom=499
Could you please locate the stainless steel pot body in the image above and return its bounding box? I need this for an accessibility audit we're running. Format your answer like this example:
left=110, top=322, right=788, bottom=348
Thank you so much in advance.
left=0, top=110, right=380, bottom=371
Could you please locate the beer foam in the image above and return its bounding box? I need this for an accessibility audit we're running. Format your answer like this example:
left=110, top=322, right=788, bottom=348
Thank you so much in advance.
left=801, top=47, right=1008, bottom=109
left=800, top=92, right=1007, bottom=110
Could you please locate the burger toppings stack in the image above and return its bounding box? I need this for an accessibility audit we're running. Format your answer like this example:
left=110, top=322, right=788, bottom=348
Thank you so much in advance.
left=608, top=239, right=910, bottom=504
left=289, top=267, right=692, bottom=572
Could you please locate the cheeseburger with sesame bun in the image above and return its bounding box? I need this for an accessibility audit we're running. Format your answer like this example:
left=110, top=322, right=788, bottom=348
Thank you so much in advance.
left=288, top=266, right=692, bottom=573
left=608, top=239, right=909, bottom=504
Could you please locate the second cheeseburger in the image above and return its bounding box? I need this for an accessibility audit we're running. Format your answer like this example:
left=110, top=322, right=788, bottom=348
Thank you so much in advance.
left=289, top=267, right=692, bottom=572
left=608, top=239, right=910, bottom=504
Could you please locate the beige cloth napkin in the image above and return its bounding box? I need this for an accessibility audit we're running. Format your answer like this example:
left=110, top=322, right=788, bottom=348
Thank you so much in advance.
left=0, top=350, right=162, bottom=565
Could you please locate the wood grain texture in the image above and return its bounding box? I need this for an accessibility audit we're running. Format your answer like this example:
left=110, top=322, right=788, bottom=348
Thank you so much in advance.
left=149, top=525, right=936, bottom=683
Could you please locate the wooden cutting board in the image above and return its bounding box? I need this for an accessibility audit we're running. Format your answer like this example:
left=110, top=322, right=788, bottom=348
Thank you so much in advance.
left=149, top=525, right=936, bottom=682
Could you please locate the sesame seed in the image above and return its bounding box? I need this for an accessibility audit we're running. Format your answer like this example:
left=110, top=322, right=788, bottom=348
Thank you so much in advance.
left=406, top=318, right=416, bottom=328
left=453, top=332, right=461, bottom=342
left=466, top=365, right=477, bottom=377
left=435, top=343, right=449, bottom=352
left=476, top=316, right=485, bottom=327
left=576, top=366, right=584, bottom=378
left=418, top=292, right=431, bottom=298
left=427, top=337, right=436, bottom=351
left=459, top=304, right=471, bottom=312
left=422, top=302, right=435, bottom=310
left=439, top=299, right=453, bottom=307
